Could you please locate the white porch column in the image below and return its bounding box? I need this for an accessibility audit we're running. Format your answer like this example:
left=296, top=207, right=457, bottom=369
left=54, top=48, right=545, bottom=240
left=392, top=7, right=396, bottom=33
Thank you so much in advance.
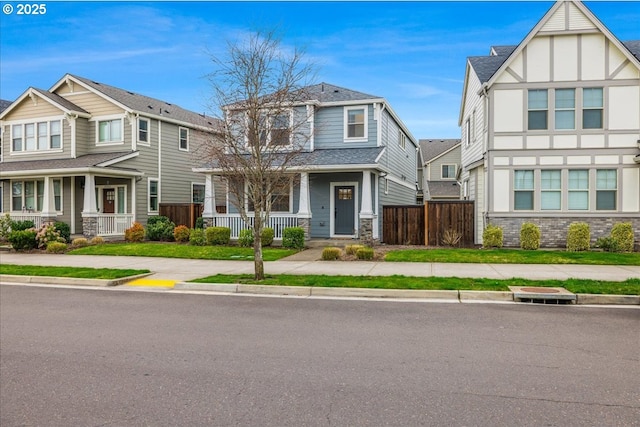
left=202, top=174, right=216, bottom=221
left=83, top=174, right=98, bottom=214
left=359, top=170, right=374, bottom=218
left=297, top=172, right=311, bottom=218
left=40, top=176, right=57, bottom=218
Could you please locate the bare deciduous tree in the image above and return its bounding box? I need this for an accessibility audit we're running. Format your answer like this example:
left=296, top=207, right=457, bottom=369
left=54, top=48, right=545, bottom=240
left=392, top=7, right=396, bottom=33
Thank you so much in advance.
left=203, top=30, right=316, bottom=280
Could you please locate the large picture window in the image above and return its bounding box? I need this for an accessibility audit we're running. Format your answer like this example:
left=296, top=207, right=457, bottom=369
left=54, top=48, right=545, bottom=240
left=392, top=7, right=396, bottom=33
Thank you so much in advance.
left=514, top=170, right=534, bottom=210
left=528, top=90, right=548, bottom=130
left=11, top=179, right=62, bottom=211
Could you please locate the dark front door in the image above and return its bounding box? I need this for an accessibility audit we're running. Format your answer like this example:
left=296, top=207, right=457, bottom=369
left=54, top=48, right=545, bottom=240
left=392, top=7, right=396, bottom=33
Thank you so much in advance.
left=334, top=185, right=355, bottom=235
left=103, top=188, right=115, bottom=214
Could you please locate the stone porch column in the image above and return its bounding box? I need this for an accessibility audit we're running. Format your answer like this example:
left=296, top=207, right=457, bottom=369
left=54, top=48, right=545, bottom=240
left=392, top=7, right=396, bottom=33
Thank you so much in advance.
left=297, top=172, right=312, bottom=238
left=202, top=174, right=216, bottom=228
left=81, top=174, right=99, bottom=238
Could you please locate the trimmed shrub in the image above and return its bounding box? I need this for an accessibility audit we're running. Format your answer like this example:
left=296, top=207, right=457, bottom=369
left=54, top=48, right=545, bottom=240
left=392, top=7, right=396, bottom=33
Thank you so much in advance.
left=482, top=224, right=503, bottom=248
left=173, top=225, right=191, bottom=243
left=189, top=228, right=207, bottom=246
left=54, top=222, right=70, bottom=243
left=46, top=241, right=67, bottom=253
left=238, top=229, right=254, bottom=247
left=146, top=216, right=175, bottom=241
left=206, top=226, right=231, bottom=245
left=610, top=222, right=634, bottom=253
left=125, top=222, right=145, bottom=242
left=282, top=227, right=305, bottom=249
left=11, top=220, right=35, bottom=231
left=261, top=227, right=274, bottom=247
left=90, top=236, right=105, bottom=245
left=35, top=223, right=65, bottom=249
left=8, top=229, right=37, bottom=251
left=345, top=244, right=365, bottom=256
left=356, top=247, right=375, bottom=260
left=0, top=213, right=12, bottom=242
left=71, top=238, right=89, bottom=248
left=195, top=217, right=204, bottom=229
left=567, top=222, right=590, bottom=252
left=596, top=237, right=619, bottom=252
left=322, top=247, right=342, bottom=260
left=520, top=223, right=541, bottom=250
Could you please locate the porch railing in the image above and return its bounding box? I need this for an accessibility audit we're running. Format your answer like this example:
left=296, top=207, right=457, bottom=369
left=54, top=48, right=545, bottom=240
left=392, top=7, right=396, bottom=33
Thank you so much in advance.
left=7, top=213, right=44, bottom=229
left=213, top=214, right=298, bottom=240
left=98, top=214, right=134, bottom=237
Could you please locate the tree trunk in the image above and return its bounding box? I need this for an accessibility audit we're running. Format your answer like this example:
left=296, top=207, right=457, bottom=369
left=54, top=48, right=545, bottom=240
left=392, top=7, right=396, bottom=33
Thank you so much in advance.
left=253, top=215, right=264, bottom=280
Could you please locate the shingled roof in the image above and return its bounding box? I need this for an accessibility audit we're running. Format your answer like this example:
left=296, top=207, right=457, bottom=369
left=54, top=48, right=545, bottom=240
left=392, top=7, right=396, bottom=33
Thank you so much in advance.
left=0, top=152, right=141, bottom=174
left=296, top=82, right=381, bottom=103
left=468, top=46, right=516, bottom=84
left=419, top=139, right=461, bottom=163
left=32, top=88, right=89, bottom=115
left=0, top=99, right=13, bottom=113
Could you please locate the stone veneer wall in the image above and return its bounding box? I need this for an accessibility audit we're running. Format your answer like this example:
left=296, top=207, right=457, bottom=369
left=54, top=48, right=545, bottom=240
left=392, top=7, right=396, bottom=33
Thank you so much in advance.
left=488, top=216, right=640, bottom=250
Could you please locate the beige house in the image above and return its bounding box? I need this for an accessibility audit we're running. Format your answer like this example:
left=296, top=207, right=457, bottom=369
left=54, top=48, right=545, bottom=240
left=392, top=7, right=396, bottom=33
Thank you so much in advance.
left=459, top=0, right=640, bottom=247
left=419, top=139, right=462, bottom=200
left=0, top=74, right=217, bottom=237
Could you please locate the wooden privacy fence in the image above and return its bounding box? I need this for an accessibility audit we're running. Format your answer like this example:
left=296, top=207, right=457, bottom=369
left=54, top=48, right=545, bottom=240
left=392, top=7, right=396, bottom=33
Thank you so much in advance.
left=159, top=203, right=203, bottom=229
left=424, top=201, right=474, bottom=247
left=382, top=205, right=425, bottom=245
left=382, top=201, right=474, bottom=246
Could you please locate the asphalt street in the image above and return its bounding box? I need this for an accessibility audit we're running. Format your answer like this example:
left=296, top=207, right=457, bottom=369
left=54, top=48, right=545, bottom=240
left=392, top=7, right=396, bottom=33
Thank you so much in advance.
left=1, top=284, right=639, bottom=426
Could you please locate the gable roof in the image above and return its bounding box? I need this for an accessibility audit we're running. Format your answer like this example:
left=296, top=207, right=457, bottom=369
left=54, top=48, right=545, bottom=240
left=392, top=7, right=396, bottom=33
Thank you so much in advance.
left=419, top=139, right=461, bottom=164
left=0, top=87, right=91, bottom=120
left=49, top=74, right=220, bottom=131
left=468, top=46, right=516, bottom=84
left=296, top=82, right=381, bottom=103
left=0, top=99, right=13, bottom=113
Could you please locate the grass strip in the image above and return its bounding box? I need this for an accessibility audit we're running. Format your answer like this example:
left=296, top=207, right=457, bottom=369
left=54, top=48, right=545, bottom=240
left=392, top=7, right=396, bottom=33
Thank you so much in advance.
left=68, top=242, right=297, bottom=261
left=189, top=274, right=640, bottom=295
left=0, top=264, right=149, bottom=280
left=384, top=248, right=640, bottom=266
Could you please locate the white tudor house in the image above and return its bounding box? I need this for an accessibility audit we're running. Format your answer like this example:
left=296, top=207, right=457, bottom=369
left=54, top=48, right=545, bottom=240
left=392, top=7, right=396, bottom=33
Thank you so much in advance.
left=459, top=0, right=640, bottom=247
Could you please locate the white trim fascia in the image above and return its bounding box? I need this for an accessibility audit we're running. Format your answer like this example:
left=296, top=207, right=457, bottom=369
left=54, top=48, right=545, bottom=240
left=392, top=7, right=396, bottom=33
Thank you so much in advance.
left=380, top=101, right=419, bottom=148
left=343, top=105, right=369, bottom=142
left=320, top=98, right=385, bottom=107
left=50, top=74, right=133, bottom=115
left=374, top=147, right=387, bottom=163
left=0, top=88, right=90, bottom=120
left=1, top=166, right=144, bottom=179
left=192, top=164, right=387, bottom=174
left=425, top=143, right=462, bottom=164
left=96, top=151, right=140, bottom=166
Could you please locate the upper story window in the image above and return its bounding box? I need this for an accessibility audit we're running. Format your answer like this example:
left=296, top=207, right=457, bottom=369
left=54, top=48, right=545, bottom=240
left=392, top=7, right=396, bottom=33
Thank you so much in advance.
left=98, top=118, right=123, bottom=143
left=398, top=131, right=406, bottom=150
left=138, top=118, right=149, bottom=144
left=555, top=89, right=575, bottom=130
left=344, top=106, right=367, bottom=141
left=270, top=113, right=291, bottom=147
left=11, top=120, right=62, bottom=152
left=441, top=164, right=456, bottom=179
left=583, top=88, right=603, bottom=129
left=528, top=89, right=548, bottom=130
left=464, top=118, right=470, bottom=146
left=179, top=127, right=189, bottom=151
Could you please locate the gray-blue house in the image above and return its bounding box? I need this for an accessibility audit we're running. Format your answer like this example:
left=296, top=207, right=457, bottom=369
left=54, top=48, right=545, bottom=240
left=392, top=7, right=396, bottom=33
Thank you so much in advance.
left=194, top=83, right=420, bottom=243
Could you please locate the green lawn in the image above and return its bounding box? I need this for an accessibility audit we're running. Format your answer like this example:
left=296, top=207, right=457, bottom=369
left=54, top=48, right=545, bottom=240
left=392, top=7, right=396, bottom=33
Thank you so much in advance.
left=68, top=242, right=298, bottom=261
left=0, top=264, right=149, bottom=280
left=384, top=248, right=640, bottom=266
left=189, top=274, right=640, bottom=295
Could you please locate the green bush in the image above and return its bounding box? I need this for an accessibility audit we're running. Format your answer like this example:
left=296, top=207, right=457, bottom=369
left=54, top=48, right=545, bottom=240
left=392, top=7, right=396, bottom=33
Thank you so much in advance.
left=195, top=217, right=204, bottom=229
left=189, top=228, right=207, bottom=246
left=125, top=222, right=145, bottom=242
left=356, top=247, right=375, bottom=260
left=238, top=229, right=254, bottom=247
left=596, top=237, right=619, bottom=252
left=54, top=222, right=70, bottom=243
left=567, top=222, right=590, bottom=252
left=520, top=223, right=541, bottom=250
left=261, top=227, right=274, bottom=247
left=90, top=236, right=105, bottom=245
left=46, top=241, right=67, bottom=253
left=483, top=224, right=503, bottom=248
left=71, top=237, right=89, bottom=248
left=610, top=222, right=634, bottom=253
left=282, top=227, right=305, bottom=249
left=8, top=229, right=37, bottom=251
left=173, top=225, right=191, bottom=243
left=0, top=213, right=12, bottom=242
left=35, top=223, right=65, bottom=249
left=11, top=220, right=35, bottom=231
left=322, top=247, right=342, bottom=260
left=345, top=244, right=365, bottom=256
left=206, top=227, right=231, bottom=245
left=146, top=216, right=175, bottom=241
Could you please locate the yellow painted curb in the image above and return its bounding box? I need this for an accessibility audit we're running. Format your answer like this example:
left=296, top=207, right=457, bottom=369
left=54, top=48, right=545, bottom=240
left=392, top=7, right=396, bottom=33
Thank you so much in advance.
left=126, top=278, right=176, bottom=288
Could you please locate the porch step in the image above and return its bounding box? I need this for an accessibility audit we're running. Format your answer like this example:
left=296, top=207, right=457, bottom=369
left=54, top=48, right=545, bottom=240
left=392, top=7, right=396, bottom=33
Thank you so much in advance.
left=305, top=238, right=359, bottom=248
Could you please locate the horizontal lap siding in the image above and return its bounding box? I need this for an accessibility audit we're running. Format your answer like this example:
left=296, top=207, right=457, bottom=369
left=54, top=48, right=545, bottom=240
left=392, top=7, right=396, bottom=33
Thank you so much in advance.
left=314, top=105, right=377, bottom=149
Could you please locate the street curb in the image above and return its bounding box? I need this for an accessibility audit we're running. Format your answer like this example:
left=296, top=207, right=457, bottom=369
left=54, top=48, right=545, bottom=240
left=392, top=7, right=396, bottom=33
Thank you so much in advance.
left=575, top=293, right=640, bottom=305
left=0, top=273, right=152, bottom=287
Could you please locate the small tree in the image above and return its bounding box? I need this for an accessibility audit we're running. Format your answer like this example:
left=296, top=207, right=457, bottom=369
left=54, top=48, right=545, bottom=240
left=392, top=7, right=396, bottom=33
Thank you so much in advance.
left=203, top=30, right=316, bottom=280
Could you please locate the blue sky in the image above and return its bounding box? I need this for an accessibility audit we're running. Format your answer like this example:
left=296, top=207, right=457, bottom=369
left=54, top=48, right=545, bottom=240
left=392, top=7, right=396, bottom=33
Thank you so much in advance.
left=1, top=1, right=638, bottom=138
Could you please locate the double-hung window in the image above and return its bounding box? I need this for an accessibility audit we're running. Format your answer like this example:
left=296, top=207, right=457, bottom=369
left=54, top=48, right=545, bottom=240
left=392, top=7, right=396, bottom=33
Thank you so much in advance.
left=11, top=179, right=62, bottom=211
left=148, top=179, right=159, bottom=212
left=555, top=89, right=575, bottom=130
left=25, top=124, right=35, bottom=150
left=344, top=106, right=367, bottom=140
left=12, top=125, right=22, bottom=151
left=38, top=122, right=48, bottom=150
left=540, top=170, right=561, bottom=210
left=98, top=119, right=122, bottom=143
left=514, top=170, right=534, bottom=210
left=596, top=169, right=616, bottom=210
left=138, top=118, right=149, bottom=144
left=11, top=120, right=62, bottom=152
left=179, top=127, right=189, bottom=151
left=441, top=165, right=456, bottom=179
left=398, top=131, right=406, bottom=149
left=270, top=113, right=290, bottom=147
left=50, top=121, right=61, bottom=149
left=528, top=90, right=548, bottom=130
left=568, top=170, right=589, bottom=210
left=583, top=88, right=603, bottom=129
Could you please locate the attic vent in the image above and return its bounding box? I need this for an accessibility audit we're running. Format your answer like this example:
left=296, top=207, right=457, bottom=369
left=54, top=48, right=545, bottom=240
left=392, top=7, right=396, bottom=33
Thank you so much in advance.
left=92, top=81, right=101, bottom=85
left=165, top=102, right=172, bottom=106
left=127, top=91, right=135, bottom=95
left=334, top=89, right=339, bottom=93
left=164, top=109, right=170, bottom=114
left=147, top=105, right=154, bottom=109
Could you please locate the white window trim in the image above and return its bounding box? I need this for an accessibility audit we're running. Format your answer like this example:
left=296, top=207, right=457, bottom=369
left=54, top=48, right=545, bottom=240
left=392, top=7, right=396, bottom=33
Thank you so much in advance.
left=93, top=114, right=125, bottom=145
left=244, top=178, right=294, bottom=213
left=9, top=178, right=63, bottom=213
left=398, top=130, right=406, bottom=150
left=138, top=117, right=150, bottom=145
left=441, top=164, right=457, bottom=180
left=148, top=178, right=159, bottom=213
left=96, top=185, right=128, bottom=214
left=343, top=105, right=368, bottom=142
left=179, top=127, right=189, bottom=151
left=8, top=116, right=65, bottom=155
